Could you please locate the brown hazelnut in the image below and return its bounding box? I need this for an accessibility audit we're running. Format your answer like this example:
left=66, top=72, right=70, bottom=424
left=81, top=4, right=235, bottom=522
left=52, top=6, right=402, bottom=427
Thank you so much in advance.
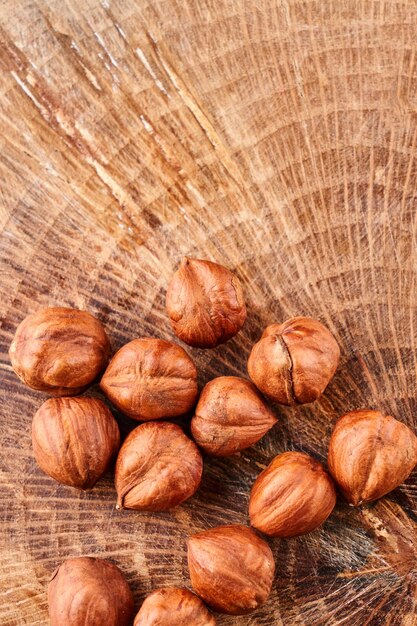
left=247, top=316, right=340, bottom=405
left=100, top=338, right=198, bottom=421
left=115, top=421, right=203, bottom=510
left=166, top=257, right=246, bottom=348
left=191, top=376, right=277, bottom=456
left=249, top=451, right=336, bottom=537
left=134, top=588, right=216, bottom=626
left=9, top=307, right=110, bottom=396
left=48, top=556, right=134, bottom=626
left=328, top=409, right=417, bottom=505
left=187, top=524, right=275, bottom=615
left=32, top=397, right=120, bottom=489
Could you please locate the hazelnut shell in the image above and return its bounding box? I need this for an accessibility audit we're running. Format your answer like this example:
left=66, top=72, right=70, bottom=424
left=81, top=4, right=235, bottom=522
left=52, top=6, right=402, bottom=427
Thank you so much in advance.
left=166, top=257, right=246, bottom=348
left=249, top=451, right=336, bottom=537
left=9, top=307, right=111, bottom=396
left=191, top=376, right=277, bottom=456
left=48, top=556, right=134, bottom=626
left=134, top=588, right=216, bottom=626
left=188, top=524, right=275, bottom=615
left=328, top=409, right=417, bottom=505
left=100, top=338, right=198, bottom=421
left=115, top=421, right=203, bottom=510
left=32, top=397, right=120, bottom=489
left=248, top=316, right=340, bottom=405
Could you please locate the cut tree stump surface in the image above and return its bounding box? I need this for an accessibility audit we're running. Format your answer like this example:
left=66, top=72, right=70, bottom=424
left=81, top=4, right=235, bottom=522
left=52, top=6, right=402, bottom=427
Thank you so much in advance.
left=1, top=1, right=417, bottom=625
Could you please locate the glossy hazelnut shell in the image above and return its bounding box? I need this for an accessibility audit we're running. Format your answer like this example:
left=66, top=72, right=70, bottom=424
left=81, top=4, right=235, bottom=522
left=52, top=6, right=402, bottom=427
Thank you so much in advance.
left=115, top=421, right=203, bottom=510
left=166, top=257, right=246, bottom=348
left=32, top=397, right=120, bottom=489
left=248, top=317, right=340, bottom=405
left=100, top=338, right=198, bottom=421
left=134, top=588, right=216, bottom=626
left=188, top=524, right=275, bottom=615
left=191, top=376, right=277, bottom=456
left=249, top=451, right=336, bottom=537
left=48, top=557, right=134, bottom=626
left=9, top=307, right=111, bottom=396
left=328, top=409, right=417, bottom=505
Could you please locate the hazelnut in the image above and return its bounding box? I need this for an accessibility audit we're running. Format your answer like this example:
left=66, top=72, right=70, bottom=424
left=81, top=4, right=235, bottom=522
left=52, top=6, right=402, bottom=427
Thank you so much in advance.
left=166, top=257, right=246, bottom=348
left=248, top=316, right=340, bottom=405
left=191, top=376, right=277, bottom=456
left=32, top=397, right=120, bottom=489
left=249, top=451, right=336, bottom=537
left=328, top=409, right=417, bottom=505
left=187, top=524, right=275, bottom=615
left=100, top=338, right=198, bottom=421
left=9, top=307, right=110, bottom=396
left=48, top=556, right=134, bottom=626
left=134, top=588, right=216, bottom=626
left=115, top=421, right=203, bottom=510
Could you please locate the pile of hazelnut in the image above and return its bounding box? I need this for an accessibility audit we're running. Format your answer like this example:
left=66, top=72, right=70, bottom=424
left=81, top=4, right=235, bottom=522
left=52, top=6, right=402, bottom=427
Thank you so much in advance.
left=9, top=257, right=417, bottom=626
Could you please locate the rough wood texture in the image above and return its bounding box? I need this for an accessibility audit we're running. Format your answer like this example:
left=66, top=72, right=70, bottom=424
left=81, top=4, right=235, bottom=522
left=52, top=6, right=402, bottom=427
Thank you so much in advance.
left=1, top=1, right=417, bottom=624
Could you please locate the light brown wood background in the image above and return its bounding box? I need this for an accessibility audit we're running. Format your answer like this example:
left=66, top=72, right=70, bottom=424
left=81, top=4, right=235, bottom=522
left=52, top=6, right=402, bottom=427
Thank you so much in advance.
left=1, top=1, right=417, bottom=624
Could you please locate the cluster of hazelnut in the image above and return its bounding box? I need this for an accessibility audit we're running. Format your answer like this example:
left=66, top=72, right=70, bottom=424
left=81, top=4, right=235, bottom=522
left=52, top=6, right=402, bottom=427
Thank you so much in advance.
left=9, top=257, right=417, bottom=625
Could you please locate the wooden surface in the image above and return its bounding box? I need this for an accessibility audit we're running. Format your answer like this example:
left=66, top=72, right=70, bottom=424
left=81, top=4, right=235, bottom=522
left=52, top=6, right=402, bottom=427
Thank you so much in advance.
left=1, top=1, right=417, bottom=624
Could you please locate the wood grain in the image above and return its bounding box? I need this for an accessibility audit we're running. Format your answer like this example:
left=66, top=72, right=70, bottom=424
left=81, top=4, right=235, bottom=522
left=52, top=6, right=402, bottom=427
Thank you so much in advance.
left=1, top=1, right=417, bottom=624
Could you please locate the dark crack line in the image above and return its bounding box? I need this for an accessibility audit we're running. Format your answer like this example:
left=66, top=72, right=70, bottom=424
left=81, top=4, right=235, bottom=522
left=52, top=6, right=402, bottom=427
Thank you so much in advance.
left=277, top=334, right=297, bottom=405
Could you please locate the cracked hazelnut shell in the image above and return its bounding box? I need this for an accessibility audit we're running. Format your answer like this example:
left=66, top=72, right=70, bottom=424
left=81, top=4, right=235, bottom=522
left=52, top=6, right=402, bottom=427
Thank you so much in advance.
left=134, top=588, right=216, bottom=626
left=166, top=257, right=246, bottom=348
left=100, top=338, right=198, bottom=421
left=9, top=307, right=111, bottom=396
left=187, top=525, right=275, bottom=615
left=249, top=451, right=336, bottom=537
left=48, top=556, right=134, bottom=626
left=248, top=317, right=340, bottom=405
left=115, top=421, right=203, bottom=510
left=191, top=376, right=277, bottom=456
left=328, top=409, right=417, bottom=505
left=32, top=397, right=120, bottom=489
